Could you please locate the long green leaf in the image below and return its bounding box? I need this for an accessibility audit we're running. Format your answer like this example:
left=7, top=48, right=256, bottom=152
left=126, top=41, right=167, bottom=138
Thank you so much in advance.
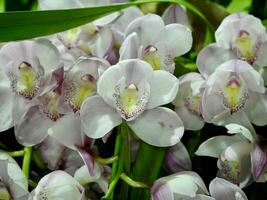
left=227, top=0, right=252, bottom=13
left=0, top=0, right=213, bottom=42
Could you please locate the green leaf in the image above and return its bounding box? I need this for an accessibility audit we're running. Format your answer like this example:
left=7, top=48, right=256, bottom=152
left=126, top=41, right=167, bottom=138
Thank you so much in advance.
left=0, top=0, right=213, bottom=42
left=227, top=0, right=252, bottom=13
left=263, top=19, right=267, bottom=28
left=0, top=0, right=4, bottom=12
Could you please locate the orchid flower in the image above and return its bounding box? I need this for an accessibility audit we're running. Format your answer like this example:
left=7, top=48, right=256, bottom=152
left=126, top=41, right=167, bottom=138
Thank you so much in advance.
left=74, top=163, right=111, bottom=193
left=80, top=59, right=184, bottom=147
left=120, top=14, right=192, bottom=73
left=172, top=72, right=205, bottom=130
left=0, top=153, right=29, bottom=200
left=164, top=142, right=192, bottom=173
left=37, top=137, right=84, bottom=175
left=200, top=59, right=267, bottom=129
left=197, top=13, right=267, bottom=79
left=209, top=177, right=248, bottom=200
left=30, top=170, right=85, bottom=200
left=39, top=0, right=122, bottom=62
left=0, top=39, right=61, bottom=132
left=47, top=57, right=109, bottom=149
left=151, top=171, right=212, bottom=200
left=196, top=124, right=255, bottom=188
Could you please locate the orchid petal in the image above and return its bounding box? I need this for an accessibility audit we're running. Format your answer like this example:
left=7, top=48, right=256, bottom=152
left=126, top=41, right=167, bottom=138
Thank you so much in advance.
left=15, top=106, right=53, bottom=146
left=251, top=144, right=267, bottom=182
left=125, top=14, right=165, bottom=46
left=165, top=142, right=192, bottom=172
left=154, top=23, right=192, bottom=57
left=147, top=70, right=179, bottom=109
left=119, top=32, right=140, bottom=60
left=162, top=4, right=189, bottom=26
left=197, top=43, right=237, bottom=78
left=255, top=41, right=267, bottom=67
left=209, top=177, right=248, bottom=200
left=80, top=96, right=122, bottom=139
left=196, top=135, right=241, bottom=158
left=128, top=107, right=184, bottom=147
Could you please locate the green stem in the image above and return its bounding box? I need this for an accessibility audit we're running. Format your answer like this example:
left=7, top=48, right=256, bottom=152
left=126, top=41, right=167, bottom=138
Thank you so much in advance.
left=0, top=150, right=24, bottom=157
left=22, top=147, right=32, bottom=179
left=95, top=155, right=118, bottom=165
left=130, top=141, right=166, bottom=200
left=28, top=179, right=37, bottom=188
left=120, top=173, right=148, bottom=188
left=110, top=129, right=122, bottom=181
left=104, top=173, right=121, bottom=199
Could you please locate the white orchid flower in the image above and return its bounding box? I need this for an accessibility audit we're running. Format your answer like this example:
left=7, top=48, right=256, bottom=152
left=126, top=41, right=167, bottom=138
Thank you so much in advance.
left=196, top=124, right=255, bottom=188
left=0, top=153, right=29, bottom=200
left=30, top=170, right=85, bottom=200
left=0, top=39, right=61, bottom=132
left=81, top=59, right=184, bottom=147
left=197, top=13, right=267, bottom=78
left=151, top=171, right=212, bottom=200
left=201, top=59, right=267, bottom=128
left=120, top=14, right=192, bottom=73
left=172, top=72, right=205, bottom=130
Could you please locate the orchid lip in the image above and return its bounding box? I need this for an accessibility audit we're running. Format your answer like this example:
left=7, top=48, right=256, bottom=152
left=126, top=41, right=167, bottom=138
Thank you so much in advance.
left=9, top=61, right=40, bottom=100
left=64, top=73, right=97, bottom=113
left=218, top=157, right=240, bottom=185
left=113, top=82, right=149, bottom=121
left=221, top=74, right=249, bottom=114
left=0, top=181, right=11, bottom=200
left=39, top=89, right=63, bottom=121
left=183, top=95, right=202, bottom=117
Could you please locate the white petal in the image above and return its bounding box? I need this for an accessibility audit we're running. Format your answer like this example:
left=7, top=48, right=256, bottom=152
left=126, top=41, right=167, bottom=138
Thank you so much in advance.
left=154, top=23, right=192, bottom=57
left=197, top=43, right=237, bottom=78
left=119, top=32, right=140, bottom=60
left=195, top=135, right=241, bottom=158
left=48, top=113, right=85, bottom=150
left=209, top=177, right=248, bottom=200
left=147, top=70, right=179, bottom=109
left=128, top=107, right=184, bottom=147
left=255, top=41, right=267, bottom=67
left=80, top=96, right=122, bottom=139
left=15, top=106, right=52, bottom=146
left=125, top=14, right=164, bottom=46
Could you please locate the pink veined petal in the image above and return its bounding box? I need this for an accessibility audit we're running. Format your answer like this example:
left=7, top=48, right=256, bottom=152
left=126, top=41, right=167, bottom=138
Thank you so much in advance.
left=162, top=4, right=189, bottom=26
left=77, top=148, right=95, bottom=176
left=151, top=180, right=173, bottom=200
left=251, top=144, right=267, bottom=182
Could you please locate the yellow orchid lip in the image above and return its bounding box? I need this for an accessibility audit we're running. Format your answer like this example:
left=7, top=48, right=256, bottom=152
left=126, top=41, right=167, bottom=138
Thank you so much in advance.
left=114, top=82, right=149, bottom=121
left=219, top=158, right=240, bottom=185
left=235, top=30, right=256, bottom=64
left=40, top=90, right=63, bottom=121
left=65, top=74, right=97, bottom=113
left=0, top=184, right=11, bottom=200
left=184, top=95, right=202, bottom=116
left=143, top=45, right=162, bottom=70
left=10, top=61, right=40, bottom=100
left=222, top=74, right=248, bottom=114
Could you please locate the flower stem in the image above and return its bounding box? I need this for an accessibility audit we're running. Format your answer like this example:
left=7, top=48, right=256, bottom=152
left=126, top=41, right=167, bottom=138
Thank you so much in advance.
left=95, top=155, right=118, bottom=165
left=22, top=147, right=32, bottom=179
left=0, top=150, right=24, bottom=157
left=28, top=179, right=37, bottom=188
left=120, top=173, right=148, bottom=188
left=110, top=128, right=122, bottom=181
left=129, top=141, right=166, bottom=200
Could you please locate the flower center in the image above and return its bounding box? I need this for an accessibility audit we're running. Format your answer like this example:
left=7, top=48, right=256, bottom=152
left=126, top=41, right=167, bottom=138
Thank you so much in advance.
left=143, top=45, right=161, bottom=70
left=0, top=182, right=11, bottom=200
left=114, top=83, right=149, bottom=121
left=235, top=30, right=256, bottom=64
left=184, top=95, right=202, bottom=116
left=10, top=62, right=40, bottom=100
left=39, top=90, right=63, bottom=121
left=58, top=28, right=79, bottom=49
left=219, top=158, right=240, bottom=185
left=65, top=74, right=96, bottom=113
left=37, top=188, right=52, bottom=200
left=222, top=74, right=248, bottom=114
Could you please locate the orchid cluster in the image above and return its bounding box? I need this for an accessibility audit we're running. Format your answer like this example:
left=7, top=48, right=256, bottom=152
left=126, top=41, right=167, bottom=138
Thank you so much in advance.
left=0, top=0, right=267, bottom=200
